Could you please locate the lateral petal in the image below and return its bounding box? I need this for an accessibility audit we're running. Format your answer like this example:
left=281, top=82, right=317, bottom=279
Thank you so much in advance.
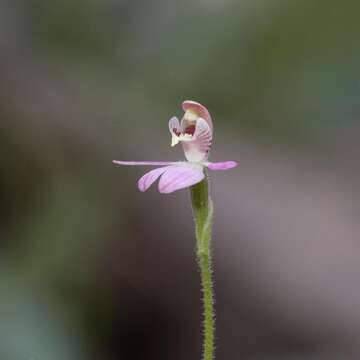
left=168, top=116, right=181, bottom=136
left=194, top=117, right=213, bottom=153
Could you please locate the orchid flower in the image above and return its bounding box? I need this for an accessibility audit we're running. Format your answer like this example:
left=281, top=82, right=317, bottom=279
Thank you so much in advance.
left=113, top=100, right=237, bottom=194
left=113, top=100, right=237, bottom=360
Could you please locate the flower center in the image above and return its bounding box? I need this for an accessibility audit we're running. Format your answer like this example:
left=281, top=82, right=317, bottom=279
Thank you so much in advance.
left=171, top=110, right=200, bottom=147
left=172, top=124, right=196, bottom=138
left=184, top=125, right=196, bottom=136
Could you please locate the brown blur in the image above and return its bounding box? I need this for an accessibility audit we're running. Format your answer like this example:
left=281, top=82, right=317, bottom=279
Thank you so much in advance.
left=1, top=0, right=360, bottom=359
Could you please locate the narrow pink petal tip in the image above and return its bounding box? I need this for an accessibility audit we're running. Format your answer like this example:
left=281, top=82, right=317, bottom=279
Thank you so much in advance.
left=206, top=161, right=238, bottom=170
left=113, top=160, right=175, bottom=166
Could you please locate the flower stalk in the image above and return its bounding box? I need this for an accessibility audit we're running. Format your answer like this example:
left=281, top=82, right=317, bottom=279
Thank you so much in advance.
left=190, top=174, right=215, bottom=360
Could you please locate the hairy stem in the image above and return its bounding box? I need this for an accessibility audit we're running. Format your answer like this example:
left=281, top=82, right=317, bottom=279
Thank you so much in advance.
left=190, top=175, right=215, bottom=360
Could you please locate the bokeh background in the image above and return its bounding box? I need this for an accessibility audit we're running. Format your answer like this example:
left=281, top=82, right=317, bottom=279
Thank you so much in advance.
left=1, top=0, right=360, bottom=359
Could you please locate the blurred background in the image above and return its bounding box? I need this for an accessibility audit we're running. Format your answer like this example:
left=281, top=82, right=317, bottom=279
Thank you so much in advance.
left=1, top=0, right=360, bottom=359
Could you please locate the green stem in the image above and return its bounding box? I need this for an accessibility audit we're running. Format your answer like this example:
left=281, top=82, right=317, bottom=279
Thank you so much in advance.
left=190, top=174, right=215, bottom=360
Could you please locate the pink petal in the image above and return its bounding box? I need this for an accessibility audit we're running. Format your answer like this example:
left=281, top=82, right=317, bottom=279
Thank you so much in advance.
left=168, top=116, right=181, bottom=136
left=158, top=165, right=205, bottom=194
left=182, top=100, right=213, bottom=130
left=113, top=160, right=175, bottom=166
left=138, top=166, right=171, bottom=192
left=205, top=161, right=238, bottom=170
left=193, top=118, right=213, bottom=152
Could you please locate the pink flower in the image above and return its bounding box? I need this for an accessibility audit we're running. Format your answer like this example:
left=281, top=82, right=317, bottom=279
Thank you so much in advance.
left=113, top=100, right=237, bottom=194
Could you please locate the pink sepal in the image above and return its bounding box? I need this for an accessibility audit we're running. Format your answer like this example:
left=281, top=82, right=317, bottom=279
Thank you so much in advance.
left=158, top=165, right=204, bottom=194
left=206, top=161, right=238, bottom=170
left=138, top=166, right=171, bottom=192
left=113, top=160, right=175, bottom=166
